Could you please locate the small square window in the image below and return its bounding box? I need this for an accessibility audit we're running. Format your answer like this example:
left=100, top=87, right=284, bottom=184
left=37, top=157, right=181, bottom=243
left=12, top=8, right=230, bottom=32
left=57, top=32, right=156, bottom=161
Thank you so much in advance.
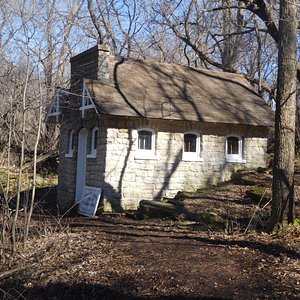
left=226, top=135, right=246, bottom=163
left=182, top=132, right=203, bottom=161
left=138, top=130, right=152, bottom=150
left=227, top=136, right=239, bottom=155
left=184, top=134, right=197, bottom=152
left=135, top=128, right=157, bottom=160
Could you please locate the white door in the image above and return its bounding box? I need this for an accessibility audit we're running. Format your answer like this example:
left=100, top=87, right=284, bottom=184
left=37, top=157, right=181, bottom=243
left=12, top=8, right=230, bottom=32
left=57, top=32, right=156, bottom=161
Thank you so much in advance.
left=75, top=128, right=87, bottom=202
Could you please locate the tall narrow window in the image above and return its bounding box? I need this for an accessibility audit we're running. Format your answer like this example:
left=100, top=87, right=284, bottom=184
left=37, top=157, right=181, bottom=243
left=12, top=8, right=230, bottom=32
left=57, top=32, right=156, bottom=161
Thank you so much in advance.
left=87, top=127, right=98, bottom=158
left=135, top=128, right=157, bottom=160
left=65, top=130, right=74, bottom=157
left=226, top=135, right=245, bottom=163
left=92, top=128, right=98, bottom=152
left=182, top=132, right=202, bottom=161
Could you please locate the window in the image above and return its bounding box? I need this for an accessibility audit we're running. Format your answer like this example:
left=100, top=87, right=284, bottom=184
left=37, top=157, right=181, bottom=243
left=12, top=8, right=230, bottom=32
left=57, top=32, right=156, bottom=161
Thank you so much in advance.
left=135, top=128, right=157, bottom=160
left=182, top=132, right=203, bottom=161
left=227, top=136, right=239, bottom=155
left=138, top=130, right=152, bottom=150
left=65, top=130, right=74, bottom=157
left=80, top=83, right=95, bottom=117
left=87, top=127, right=98, bottom=158
left=226, top=135, right=245, bottom=163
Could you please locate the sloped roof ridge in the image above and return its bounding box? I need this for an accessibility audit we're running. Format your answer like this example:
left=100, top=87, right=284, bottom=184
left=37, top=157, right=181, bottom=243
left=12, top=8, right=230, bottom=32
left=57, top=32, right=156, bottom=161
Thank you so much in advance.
left=113, top=55, right=250, bottom=84
left=84, top=55, right=273, bottom=127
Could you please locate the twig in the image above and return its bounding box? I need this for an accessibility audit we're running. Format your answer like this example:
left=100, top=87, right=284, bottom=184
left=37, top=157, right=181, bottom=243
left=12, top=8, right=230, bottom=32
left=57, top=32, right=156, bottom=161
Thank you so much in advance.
left=0, top=266, right=28, bottom=281
left=244, top=189, right=268, bottom=234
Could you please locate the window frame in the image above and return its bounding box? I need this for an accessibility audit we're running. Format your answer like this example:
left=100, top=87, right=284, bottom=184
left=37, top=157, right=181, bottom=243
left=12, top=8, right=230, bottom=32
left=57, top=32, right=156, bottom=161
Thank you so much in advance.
left=87, top=127, right=98, bottom=158
left=65, top=130, right=75, bottom=158
left=225, top=135, right=246, bottom=163
left=182, top=131, right=203, bottom=161
left=135, top=128, right=157, bottom=160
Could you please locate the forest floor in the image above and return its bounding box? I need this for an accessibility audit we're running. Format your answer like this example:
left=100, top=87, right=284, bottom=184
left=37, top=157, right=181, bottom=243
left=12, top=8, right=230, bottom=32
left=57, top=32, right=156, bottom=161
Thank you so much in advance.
left=0, top=170, right=299, bottom=299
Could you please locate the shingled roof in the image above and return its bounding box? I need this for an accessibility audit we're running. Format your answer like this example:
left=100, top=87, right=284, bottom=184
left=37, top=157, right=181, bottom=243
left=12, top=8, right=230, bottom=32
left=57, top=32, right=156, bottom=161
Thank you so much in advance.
left=85, top=58, right=274, bottom=127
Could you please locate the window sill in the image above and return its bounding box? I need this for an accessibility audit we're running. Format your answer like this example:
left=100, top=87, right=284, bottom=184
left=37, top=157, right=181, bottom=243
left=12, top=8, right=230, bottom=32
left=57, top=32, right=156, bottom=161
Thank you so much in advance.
left=134, top=153, right=158, bottom=160
left=65, top=152, right=74, bottom=158
left=182, top=156, right=203, bottom=162
left=226, top=158, right=246, bottom=164
left=87, top=151, right=97, bottom=159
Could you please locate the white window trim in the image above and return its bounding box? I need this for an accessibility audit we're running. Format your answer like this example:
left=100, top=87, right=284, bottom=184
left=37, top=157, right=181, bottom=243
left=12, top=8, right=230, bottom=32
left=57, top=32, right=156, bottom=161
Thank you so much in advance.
left=46, top=89, right=62, bottom=122
left=182, top=131, right=203, bottom=162
left=80, top=83, right=96, bottom=118
left=87, top=127, right=98, bottom=158
left=225, top=135, right=246, bottom=163
left=135, top=128, right=158, bottom=160
left=65, top=130, right=75, bottom=158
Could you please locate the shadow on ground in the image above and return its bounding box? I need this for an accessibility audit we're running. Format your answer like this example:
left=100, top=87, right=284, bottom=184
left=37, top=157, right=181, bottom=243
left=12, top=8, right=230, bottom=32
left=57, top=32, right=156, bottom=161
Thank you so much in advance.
left=0, top=281, right=227, bottom=300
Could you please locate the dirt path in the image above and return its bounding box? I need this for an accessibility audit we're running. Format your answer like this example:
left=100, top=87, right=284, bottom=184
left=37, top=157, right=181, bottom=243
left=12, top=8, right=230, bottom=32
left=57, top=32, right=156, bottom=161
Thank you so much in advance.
left=1, top=216, right=299, bottom=300
left=1, top=171, right=299, bottom=299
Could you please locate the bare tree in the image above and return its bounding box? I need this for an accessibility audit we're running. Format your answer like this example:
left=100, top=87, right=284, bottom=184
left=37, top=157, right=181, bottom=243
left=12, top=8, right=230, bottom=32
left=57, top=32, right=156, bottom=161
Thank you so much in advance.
left=155, top=0, right=299, bottom=229
left=85, top=0, right=145, bottom=57
left=0, top=2, right=19, bottom=56
left=151, top=0, right=277, bottom=97
left=11, top=1, right=34, bottom=251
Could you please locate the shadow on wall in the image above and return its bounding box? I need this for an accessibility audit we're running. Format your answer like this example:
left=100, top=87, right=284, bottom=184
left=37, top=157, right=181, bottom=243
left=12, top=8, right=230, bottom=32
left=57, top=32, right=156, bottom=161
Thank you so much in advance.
left=101, top=130, right=183, bottom=212
left=95, top=59, right=136, bottom=212
left=98, top=61, right=141, bottom=212
left=155, top=144, right=182, bottom=200
left=100, top=61, right=236, bottom=211
left=106, top=61, right=188, bottom=208
left=88, top=60, right=256, bottom=212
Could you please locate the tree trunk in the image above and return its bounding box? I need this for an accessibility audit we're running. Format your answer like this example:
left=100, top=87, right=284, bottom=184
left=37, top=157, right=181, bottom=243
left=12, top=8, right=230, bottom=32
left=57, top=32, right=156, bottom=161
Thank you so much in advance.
left=23, top=71, right=43, bottom=247
left=11, top=65, right=28, bottom=252
left=221, top=0, right=232, bottom=69
left=269, top=0, right=298, bottom=231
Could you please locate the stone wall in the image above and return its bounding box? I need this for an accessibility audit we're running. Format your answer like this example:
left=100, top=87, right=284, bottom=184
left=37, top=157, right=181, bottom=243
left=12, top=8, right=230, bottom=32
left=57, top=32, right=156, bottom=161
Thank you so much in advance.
left=101, top=117, right=268, bottom=210
left=57, top=109, right=103, bottom=211
left=57, top=125, right=77, bottom=212
left=57, top=115, right=269, bottom=212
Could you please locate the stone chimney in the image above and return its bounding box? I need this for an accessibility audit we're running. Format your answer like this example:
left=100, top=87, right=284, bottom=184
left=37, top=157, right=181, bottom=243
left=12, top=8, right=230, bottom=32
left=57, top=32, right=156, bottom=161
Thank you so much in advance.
left=70, top=44, right=110, bottom=91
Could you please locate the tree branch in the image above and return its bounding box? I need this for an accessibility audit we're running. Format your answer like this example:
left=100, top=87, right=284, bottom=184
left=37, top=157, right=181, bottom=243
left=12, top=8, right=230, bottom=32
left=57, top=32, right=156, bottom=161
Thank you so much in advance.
left=87, top=0, right=104, bottom=43
left=242, top=0, right=300, bottom=82
left=242, top=0, right=279, bottom=42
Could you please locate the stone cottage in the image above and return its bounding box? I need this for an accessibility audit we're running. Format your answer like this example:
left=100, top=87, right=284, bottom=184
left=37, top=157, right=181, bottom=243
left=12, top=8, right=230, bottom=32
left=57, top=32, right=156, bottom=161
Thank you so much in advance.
left=46, top=44, right=273, bottom=212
